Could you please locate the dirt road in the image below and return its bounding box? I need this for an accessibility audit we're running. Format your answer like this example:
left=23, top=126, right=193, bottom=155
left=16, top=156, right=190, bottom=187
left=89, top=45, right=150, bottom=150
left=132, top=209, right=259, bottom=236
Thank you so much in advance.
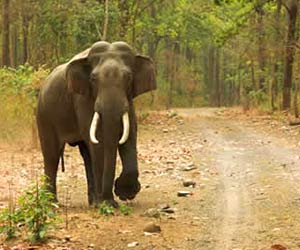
left=182, top=109, right=300, bottom=250
left=1, top=108, right=300, bottom=249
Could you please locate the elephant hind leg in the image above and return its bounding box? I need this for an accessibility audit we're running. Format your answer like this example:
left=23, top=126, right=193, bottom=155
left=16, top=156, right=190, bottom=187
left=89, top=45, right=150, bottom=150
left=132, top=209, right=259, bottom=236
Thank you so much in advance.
left=78, top=141, right=95, bottom=205
left=39, top=129, right=64, bottom=200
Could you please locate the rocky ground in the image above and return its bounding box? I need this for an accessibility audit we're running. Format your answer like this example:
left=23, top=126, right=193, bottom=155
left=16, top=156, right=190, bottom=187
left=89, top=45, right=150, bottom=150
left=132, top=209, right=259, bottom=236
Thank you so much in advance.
left=0, top=108, right=300, bottom=250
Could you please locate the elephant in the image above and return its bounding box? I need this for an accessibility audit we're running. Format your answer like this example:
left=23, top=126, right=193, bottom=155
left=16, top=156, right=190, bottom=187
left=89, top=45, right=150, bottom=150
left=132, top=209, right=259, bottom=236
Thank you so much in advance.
left=36, top=41, right=156, bottom=207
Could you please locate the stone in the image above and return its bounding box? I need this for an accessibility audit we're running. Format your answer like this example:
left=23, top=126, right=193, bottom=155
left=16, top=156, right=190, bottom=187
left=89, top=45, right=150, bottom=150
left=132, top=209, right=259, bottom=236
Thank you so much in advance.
left=143, top=222, right=161, bottom=233
left=183, top=179, right=196, bottom=187
left=127, top=242, right=139, bottom=247
left=182, top=164, right=197, bottom=171
left=88, top=243, right=95, bottom=249
left=177, top=190, right=192, bottom=197
left=159, top=204, right=176, bottom=214
left=143, top=208, right=160, bottom=218
left=64, top=235, right=72, bottom=242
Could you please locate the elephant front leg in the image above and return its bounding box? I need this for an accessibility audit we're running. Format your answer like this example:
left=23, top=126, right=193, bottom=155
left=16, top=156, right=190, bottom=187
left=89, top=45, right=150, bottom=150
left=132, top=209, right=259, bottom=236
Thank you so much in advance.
left=90, top=143, right=119, bottom=208
left=101, top=144, right=119, bottom=208
left=115, top=132, right=141, bottom=201
left=90, top=144, right=104, bottom=205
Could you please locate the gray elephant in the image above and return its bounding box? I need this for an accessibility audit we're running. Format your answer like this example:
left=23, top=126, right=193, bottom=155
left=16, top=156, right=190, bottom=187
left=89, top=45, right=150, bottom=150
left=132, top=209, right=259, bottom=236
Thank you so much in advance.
left=36, top=41, right=156, bottom=207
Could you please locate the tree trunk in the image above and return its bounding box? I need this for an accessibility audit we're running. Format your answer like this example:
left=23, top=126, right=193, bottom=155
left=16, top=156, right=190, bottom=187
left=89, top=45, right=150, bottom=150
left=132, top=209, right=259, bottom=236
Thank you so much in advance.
left=11, top=24, right=18, bottom=68
left=272, top=0, right=282, bottom=110
left=118, top=0, right=130, bottom=40
left=2, top=0, right=11, bottom=67
left=22, top=9, right=29, bottom=64
left=102, top=0, right=109, bottom=40
left=208, top=47, right=215, bottom=106
left=214, top=48, right=221, bottom=107
left=294, top=67, right=299, bottom=117
left=256, top=2, right=266, bottom=91
left=147, top=2, right=156, bottom=59
left=221, top=50, right=226, bottom=106
left=282, top=0, right=298, bottom=110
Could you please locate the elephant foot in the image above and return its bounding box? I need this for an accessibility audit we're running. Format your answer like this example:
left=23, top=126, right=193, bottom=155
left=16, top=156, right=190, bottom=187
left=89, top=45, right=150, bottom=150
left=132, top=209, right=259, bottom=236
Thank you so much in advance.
left=87, top=191, right=97, bottom=206
left=99, top=198, right=119, bottom=208
left=51, top=196, right=58, bottom=204
left=114, top=173, right=141, bottom=201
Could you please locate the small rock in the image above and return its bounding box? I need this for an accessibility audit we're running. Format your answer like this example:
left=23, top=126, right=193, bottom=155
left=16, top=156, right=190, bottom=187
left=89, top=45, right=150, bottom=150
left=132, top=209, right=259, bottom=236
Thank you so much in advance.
left=182, top=165, right=197, bottom=171
left=143, top=222, right=161, bottom=233
left=163, top=129, right=169, bottom=133
left=162, top=207, right=175, bottom=213
left=166, top=160, right=175, bottom=164
left=158, top=204, right=170, bottom=210
left=271, top=244, right=287, bottom=250
left=64, top=235, right=72, bottom=241
left=185, top=237, right=195, bottom=241
left=118, top=230, right=131, bottom=234
left=88, top=243, right=95, bottom=249
left=183, top=179, right=196, bottom=187
left=166, top=166, right=174, bottom=171
left=24, top=247, right=40, bottom=250
left=167, top=215, right=177, bottom=220
left=160, top=205, right=175, bottom=214
left=128, top=242, right=139, bottom=248
left=177, top=190, right=192, bottom=197
left=143, top=208, right=160, bottom=218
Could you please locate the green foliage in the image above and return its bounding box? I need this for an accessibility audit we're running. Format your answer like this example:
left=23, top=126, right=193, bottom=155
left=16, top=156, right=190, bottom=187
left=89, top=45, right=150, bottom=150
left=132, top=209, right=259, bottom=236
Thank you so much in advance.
left=168, top=110, right=178, bottom=118
left=0, top=206, right=22, bottom=239
left=98, top=202, right=114, bottom=216
left=17, top=176, right=59, bottom=242
left=138, top=111, right=150, bottom=121
left=97, top=202, right=133, bottom=216
left=0, top=176, right=59, bottom=242
left=0, top=0, right=293, bottom=118
left=0, top=66, right=48, bottom=142
left=119, top=204, right=133, bottom=216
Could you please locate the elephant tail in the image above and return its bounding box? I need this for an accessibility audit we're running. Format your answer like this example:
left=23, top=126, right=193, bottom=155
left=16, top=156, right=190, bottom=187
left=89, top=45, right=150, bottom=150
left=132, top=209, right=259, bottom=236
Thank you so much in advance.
left=61, top=151, right=65, bottom=172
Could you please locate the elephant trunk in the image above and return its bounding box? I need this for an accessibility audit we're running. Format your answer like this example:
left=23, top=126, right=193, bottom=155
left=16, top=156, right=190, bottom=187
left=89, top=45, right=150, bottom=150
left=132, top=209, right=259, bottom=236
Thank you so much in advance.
left=89, top=111, right=130, bottom=145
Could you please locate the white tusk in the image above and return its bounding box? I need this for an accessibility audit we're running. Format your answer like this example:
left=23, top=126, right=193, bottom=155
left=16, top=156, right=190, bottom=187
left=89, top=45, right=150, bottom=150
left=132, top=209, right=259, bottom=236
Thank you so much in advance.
left=119, top=112, right=130, bottom=144
left=89, top=112, right=100, bottom=144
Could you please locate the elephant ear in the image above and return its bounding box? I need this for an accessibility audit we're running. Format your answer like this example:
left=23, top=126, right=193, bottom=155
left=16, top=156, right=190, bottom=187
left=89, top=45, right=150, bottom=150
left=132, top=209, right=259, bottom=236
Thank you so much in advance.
left=66, top=48, right=91, bottom=95
left=133, top=55, right=156, bottom=98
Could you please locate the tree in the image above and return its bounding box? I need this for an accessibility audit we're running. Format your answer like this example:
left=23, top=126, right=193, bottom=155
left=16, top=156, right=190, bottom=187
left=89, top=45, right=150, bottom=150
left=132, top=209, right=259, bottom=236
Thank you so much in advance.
left=102, top=0, right=109, bottom=40
left=2, top=0, right=11, bottom=66
left=282, top=0, right=298, bottom=110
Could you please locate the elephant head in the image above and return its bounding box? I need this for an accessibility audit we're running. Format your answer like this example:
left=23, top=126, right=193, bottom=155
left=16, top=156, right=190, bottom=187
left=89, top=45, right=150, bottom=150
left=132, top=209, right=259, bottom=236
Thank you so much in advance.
left=64, top=41, right=155, bottom=205
left=66, top=41, right=156, bottom=145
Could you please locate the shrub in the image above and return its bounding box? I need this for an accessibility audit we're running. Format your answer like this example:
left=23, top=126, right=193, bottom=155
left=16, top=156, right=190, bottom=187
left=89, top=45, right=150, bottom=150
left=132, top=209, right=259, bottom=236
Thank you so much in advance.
left=18, top=176, right=59, bottom=242
left=0, top=206, right=22, bottom=240
left=98, top=202, right=114, bottom=216
left=0, top=176, right=59, bottom=242
left=119, top=204, right=133, bottom=216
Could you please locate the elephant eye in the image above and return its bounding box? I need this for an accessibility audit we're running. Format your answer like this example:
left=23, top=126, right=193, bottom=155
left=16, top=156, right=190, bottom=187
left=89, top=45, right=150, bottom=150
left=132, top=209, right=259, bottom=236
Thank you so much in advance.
left=88, top=55, right=101, bottom=67
left=90, top=73, right=97, bottom=82
left=123, top=69, right=132, bottom=82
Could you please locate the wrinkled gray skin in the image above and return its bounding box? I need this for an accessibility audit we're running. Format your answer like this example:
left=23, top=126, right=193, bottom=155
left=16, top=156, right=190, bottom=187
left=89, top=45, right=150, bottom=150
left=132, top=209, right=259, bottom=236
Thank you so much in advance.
left=36, top=41, right=156, bottom=207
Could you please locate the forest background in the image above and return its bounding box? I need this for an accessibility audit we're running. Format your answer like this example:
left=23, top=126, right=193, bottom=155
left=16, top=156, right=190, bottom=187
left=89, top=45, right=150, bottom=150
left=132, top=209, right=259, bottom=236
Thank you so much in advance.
left=0, top=0, right=299, bottom=141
